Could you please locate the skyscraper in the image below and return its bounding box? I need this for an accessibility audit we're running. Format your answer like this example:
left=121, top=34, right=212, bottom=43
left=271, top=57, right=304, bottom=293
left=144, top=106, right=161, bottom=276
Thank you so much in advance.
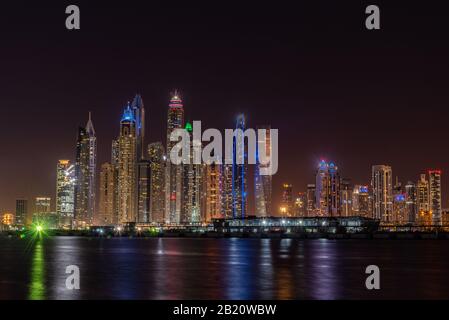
left=429, top=170, right=442, bottom=225
left=340, top=178, right=352, bottom=217
left=74, top=112, right=96, bottom=228
left=131, top=94, right=146, bottom=161
left=315, top=160, right=340, bottom=216
left=254, top=125, right=272, bottom=217
left=352, top=185, right=370, bottom=217
left=294, top=192, right=307, bottom=217
left=117, top=103, right=138, bottom=224
left=180, top=121, right=202, bottom=224
left=204, top=160, right=223, bottom=222
left=165, top=91, right=184, bottom=224
left=306, top=184, right=316, bottom=217
left=56, top=160, right=75, bottom=228
left=232, top=114, right=248, bottom=218
left=393, top=192, right=407, bottom=225
left=34, top=197, right=51, bottom=223
left=98, top=162, right=115, bottom=225
left=222, top=164, right=234, bottom=219
left=137, top=160, right=151, bottom=223
left=111, top=139, right=120, bottom=223
left=417, top=174, right=430, bottom=212
left=405, top=181, right=418, bottom=224
left=371, top=165, right=393, bottom=223
left=280, top=183, right=293, bottom=216
left=148, top=142, right=166, bottom=224
left=15, top=199, right=28, bottom=227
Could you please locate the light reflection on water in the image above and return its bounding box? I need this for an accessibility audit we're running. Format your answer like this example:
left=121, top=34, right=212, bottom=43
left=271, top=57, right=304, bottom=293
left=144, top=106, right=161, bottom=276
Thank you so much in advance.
left=28, top=241, right=45, bottom=300
left=0, top=237, right=449, bottom=299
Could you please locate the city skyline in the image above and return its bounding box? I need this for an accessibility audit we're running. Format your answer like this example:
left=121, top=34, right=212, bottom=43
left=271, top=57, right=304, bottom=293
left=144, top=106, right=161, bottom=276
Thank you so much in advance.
left=1, top=2, right=449, bottom=215
left=0, top=91, right=446, bottom=227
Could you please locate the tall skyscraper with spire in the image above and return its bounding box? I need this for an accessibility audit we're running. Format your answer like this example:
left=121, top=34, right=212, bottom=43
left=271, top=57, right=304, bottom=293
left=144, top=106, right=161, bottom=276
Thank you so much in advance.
left=165, top=91, right=184, bottom=224
left=74, top=112, right=97, bottom=228
left=131, top=94, right=146, bottom=161
left=117, top=103, right=138, bottom=223
left=232, top=114, right=248, bottom=218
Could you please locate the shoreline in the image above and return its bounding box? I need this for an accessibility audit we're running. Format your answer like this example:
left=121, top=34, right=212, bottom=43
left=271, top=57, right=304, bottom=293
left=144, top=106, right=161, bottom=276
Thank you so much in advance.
left=1, top=231, right=449, bottom=240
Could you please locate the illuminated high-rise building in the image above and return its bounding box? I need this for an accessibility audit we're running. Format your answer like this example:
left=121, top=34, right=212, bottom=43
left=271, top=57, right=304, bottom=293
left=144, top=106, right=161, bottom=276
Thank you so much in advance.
left=204, top=161, right=223, bottom=222
left=294, top=192, right=307, bottom=217
left=34, top=197, right=51, bottom=219
left=117, top=103, right=138, bottom=223
left=405, top=181, right=418, bottom=224
left=222, top=164, right=234, bottom=219
left=328, top=163, right=341, bottom=216
left=74, top=112, right=97, bottom=228
left=371, top=165, right=393, bottom=222
left=131, top=94, right=146, bottom=161
left=340, top=178, right=352, bottom=217
left=306, top=184, right=316, bottom=216
left=15, top=199, right=28, bottom=227
left=165, top=91, right=184, bottom=224
left=137, top=160, right=151, bottom=223
left=181, top=122, right=202, bottom=224
left=315, top=160, right=329, bottom=216
left=417, top=174, right=430, bottom=212
left=280, top=183, right=293, bottom=217
left=148, top=142, right=166, bottom=224
left=56, top=160, right=75, bottom=228
left=111, top=139, right=120, bottom=223
left=98, top=162, right=115, bottom=225
left=232, top=114, right=248, bottom=218
left=393, top=192, right=407, bottom=225
left=429, top=170, right=442, bottom=225
left=254, top=125, right=272, bottom=217
left=352, top=185, right=370, bottom=217
left=315, top=160, right=340, bottom=216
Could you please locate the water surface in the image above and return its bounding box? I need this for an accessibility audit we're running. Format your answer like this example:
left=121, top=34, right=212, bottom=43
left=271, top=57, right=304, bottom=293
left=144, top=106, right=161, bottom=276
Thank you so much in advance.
left=1, top=237, right=448, bottom=299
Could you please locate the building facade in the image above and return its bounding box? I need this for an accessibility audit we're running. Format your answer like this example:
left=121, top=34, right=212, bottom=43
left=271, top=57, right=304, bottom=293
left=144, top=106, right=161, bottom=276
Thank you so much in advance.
left=352, top=185, right=370, bottom=217
left=117, top=104, right=138, bottom=223
left=74, top=113, right=96, bottom=228
left=15, top=199, right=28, bottom=227
left=98, top=162, right=115, bottom=225
left=56, top=160, right=75, bottom=228
left=231, top=114, right=248, bottom=218
left=429, top=170, right=442, bottom=225
left=148, top=142, right=166, bottom=224
left=254, top=125, right=272, bottom=217
left=165, top=91, right=184, bottom=224
left=137, top=160, right=151, bottom=223
left=371, top=165, right=393, bottom=223
left=405, top=181, right=418, bottom=224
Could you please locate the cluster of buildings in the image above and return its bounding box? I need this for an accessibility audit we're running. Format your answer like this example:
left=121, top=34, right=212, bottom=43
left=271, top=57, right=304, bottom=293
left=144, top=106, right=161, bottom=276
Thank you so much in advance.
left=281, top=161, right=447, bottom=226
left=2, top=92, right=273, bottom=230
left=1, top=93, right=446, bottom=231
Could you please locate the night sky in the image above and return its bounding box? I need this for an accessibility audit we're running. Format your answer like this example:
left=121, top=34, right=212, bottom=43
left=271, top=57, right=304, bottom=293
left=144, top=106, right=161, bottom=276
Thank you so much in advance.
left=1, top=1, right=448, bottom=213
